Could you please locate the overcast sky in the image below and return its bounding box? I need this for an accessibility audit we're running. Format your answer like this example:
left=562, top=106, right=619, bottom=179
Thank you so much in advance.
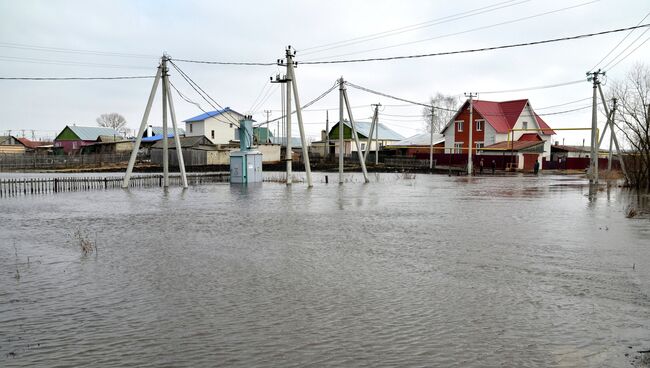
left=1, top=0, right=648, bottom=145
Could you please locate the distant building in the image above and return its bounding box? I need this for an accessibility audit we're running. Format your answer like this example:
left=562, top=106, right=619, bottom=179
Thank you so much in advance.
left=54, top=125, right=122, bottom=154
left=383, top=132, right=446, bottom=156
left=0, top=136, right=27, bottom=154
left=141, top=125, right=185, bottom=139
left=442, top=99, right=555, bottom=161
left=184, top=108, right=245, bottom=144
left=315, top=120, right=404, bottom=156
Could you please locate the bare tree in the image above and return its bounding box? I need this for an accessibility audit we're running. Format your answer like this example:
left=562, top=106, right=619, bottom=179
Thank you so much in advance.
left=609, top=63, right=650, bottom=190
left=96, top=113, right=127, bottom=135
left=422, top=93, right=461, bottom=133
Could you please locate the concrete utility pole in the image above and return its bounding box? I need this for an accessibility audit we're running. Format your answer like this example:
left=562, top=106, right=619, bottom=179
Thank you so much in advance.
left=375, top=109, right=379, bottom=166
left=339, top=78, right=345, bottom=184
left=281, top=46, right=313, bottom=187
left=325, top=110, right=330, bottom=160
left=429, top=104, right=435, bottom=170
left=263, top=109, right=271, bottom=144
left=596, top=83, right=629, bottom=182
left=123, top=54, right=187, bottom=189
left=341, top=81, right=370, bottom=183
left=364, top=104, right=379, bottom=163
left=587, top=70, right=603, bottom=184
left=464, top=92, right=478, bottom=175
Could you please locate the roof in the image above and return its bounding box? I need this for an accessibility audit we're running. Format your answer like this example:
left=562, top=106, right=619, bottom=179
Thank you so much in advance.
left=58, top=125, right=122, bottom=141
left=518, top=133, right=543, bottom=141
left=183, top=107, right=245, bottom=122
left=142, top=133, right=179, bottom=142
left=443, top=99, right=555, bottom=135
left=482, top=140, right=545, bottom=151
left=337, top=121, right=404, bottom=140
left=387, top=132, right=445, bottom=147
left=16, top=137, right=51, bottom=148
left=151, top=135, right=214, bottom=149
left=0, top=136, right=19, bottom=145
left=148, top=126, right=185, bottom=136
left=552, top=145, right=591, bottom=153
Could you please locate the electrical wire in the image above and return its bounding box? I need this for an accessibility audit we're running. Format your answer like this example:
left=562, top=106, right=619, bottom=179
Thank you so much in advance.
left=172, top=58, right=275, bottom=66
left=306, top=1, right=597, bottom=61
left=169, top=61, right=241, bottom=127
left=590, top=11, right=650, bottom=71
left=299, top=0, right=529, bottom=56
left=534, top=97, right=592, bottom=109
left=298, top=24, right=650, bottom=65
left=0, top=42, right=157, bottom=59
left=0, top=76, right=154, bottom=80
left=606, top=36, right=650, bottom=71
left=477, top=80, right=584, bottom=94
left=247, top=79, right=272, bottom=114
left=0, top=55, right=152, bottom=69
left=601, top=27, right=650, bottom=70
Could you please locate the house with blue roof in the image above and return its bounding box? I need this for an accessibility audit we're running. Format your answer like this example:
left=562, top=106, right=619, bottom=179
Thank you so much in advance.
left=184, top=107, right=245, bottom=144
left=54, top=125, right=122, bottom=154
left=321, top=120, right=404, bottom=156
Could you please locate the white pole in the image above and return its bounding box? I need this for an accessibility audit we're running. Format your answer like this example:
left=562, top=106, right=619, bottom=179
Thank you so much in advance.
left=465, top=93, right=476, bottom=175
left=339, top=78, right=344, bottom=184
left=363, top=105, right=378, bottom=162
left=590, top=74, right=599, bottom=184
left=342, top=87, right=369, bottom=183
left=286, top=47, right=312, bottom=188
left=161, top=57, right=169, bottom=188
left=325, top=110, right=330, bottom=160
left=597, top=84, right=628, bottom=181
left=429, top=105, right=434, bottom=169
left=122, top=65, right=162, bottom=188
left=285, top=65, right=292, bottom=185
left=164, top=69, right=188, bottom=188
left=375, top=110, right=379, bottom=166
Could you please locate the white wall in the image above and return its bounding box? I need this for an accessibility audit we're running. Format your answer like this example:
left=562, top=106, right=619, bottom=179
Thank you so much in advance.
left=185, top=111, right=243, bottom=144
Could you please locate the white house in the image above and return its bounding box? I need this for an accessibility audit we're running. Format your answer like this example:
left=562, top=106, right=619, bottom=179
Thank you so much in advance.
left=184, top=108, right=245, bottom=144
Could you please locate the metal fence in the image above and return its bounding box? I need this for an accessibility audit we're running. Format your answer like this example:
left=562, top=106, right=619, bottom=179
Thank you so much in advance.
left=0, top=153, right=145, bottom=171
left=0, top=173, right=229, bottom=198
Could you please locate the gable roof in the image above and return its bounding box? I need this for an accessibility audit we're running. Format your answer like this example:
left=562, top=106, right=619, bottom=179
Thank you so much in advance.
left=334, top=121, right=404, bottom=141
left=56, top=125, right=122, bottom=141
left=442, top=99, right=555, bottom=135
left=150, top=126, right=185, bottom=136
left=482, top=140, right=545, bottom=151
left=16, top=137, right=51, bottom=148
left=387, top=132, right=445, bottom=147
left=151, top=135, right=214, bottom=149
left=183, top=107, right=245, bottom=122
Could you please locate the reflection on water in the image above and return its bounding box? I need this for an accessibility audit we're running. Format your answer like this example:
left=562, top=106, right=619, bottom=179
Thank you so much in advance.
left=1, top=173, right=649, bottom=367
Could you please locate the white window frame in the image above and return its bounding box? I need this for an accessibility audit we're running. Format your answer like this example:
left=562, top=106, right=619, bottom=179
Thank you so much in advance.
left=522, top=121, right=528, bottom=130
left=454, top=142, right=463, bottom=154
left=475, top=141, right=484, bottom=154
left=475, top=120, right=484, bottom=132
left=456, top=120, right=464, bottom=132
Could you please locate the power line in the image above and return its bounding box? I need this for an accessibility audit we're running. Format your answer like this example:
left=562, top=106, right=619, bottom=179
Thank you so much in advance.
left=169, top=61, right=241, bottom=127
left=172, top=58, right=275, bottom=66
left=534, top=97, right=592, bottom=110
left=299, top=23, right=650, bottom=65
left=307, top=1, right=597, bottom=61
left=299, top=0, right=529, bottom=55
left=606, top=35, right=650, bottom=71
left=0, top=55, right=152, bottom=69
left=256, top=81, right=340, bottom=127
left=590, top=11, right=650, bottom=71
left=0, top=75, right=154, bottom=80
left=0, top=42, right=157, bottom=59
left=601, top=26, right=650, bottom=70
left=345, top=81, right=458, bottom=110
left=477, top=79, right=584, bottom=94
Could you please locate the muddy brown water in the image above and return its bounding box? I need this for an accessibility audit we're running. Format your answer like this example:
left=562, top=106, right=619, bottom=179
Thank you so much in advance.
left=1, top=172, right=649, bottom=367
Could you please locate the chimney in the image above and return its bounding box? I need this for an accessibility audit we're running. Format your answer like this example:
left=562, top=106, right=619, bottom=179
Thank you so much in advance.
left=147, top=125, right=153, bottom=137
left=321, top=130, right=327, bottom=141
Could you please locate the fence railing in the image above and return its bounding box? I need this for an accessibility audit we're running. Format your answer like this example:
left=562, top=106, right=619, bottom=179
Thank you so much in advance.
left=0, top=173, right=229, bottom=198
left=0, top=153, right=146, bottom=171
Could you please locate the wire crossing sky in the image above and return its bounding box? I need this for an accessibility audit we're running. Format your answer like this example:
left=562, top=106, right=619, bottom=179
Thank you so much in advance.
left=0, top=0, right=648, bottom=145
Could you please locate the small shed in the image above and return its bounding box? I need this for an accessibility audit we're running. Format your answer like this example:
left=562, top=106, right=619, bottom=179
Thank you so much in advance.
left=0, top=136, right=27, bottom=154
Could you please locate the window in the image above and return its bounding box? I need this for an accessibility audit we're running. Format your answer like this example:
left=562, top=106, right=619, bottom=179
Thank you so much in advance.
left=456, top=121, right=463, bottom=132
left=476, top=120, right=484, bottom=132
left=361, top=143, right=366, bottom=151
left=189, top=123, right=193, bottom=133
left=229, top=123, right=233, bottom=128
left=454, top=142, right=463, bottom=154
left=475, top=142, right=484, bottom=154
left=211, top=130, right=215, bottom=139
left=522, top=121, right=528, bottom=130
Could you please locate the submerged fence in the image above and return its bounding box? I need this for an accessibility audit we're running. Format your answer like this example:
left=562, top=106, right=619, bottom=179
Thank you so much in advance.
left=0, top=153, right=144, bottom=171
left=0, top=173, right=229, bottom=198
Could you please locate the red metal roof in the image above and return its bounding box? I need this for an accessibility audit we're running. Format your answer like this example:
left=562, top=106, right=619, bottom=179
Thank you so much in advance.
left=16, top=137, right=51, bottom=149
left=446, top=99, right=555, bottom=135
left=518, top=133, right=543, bottom=141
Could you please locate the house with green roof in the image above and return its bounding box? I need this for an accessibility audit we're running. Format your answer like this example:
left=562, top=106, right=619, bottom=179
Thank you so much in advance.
left=54, top=125, right=122, bottom=154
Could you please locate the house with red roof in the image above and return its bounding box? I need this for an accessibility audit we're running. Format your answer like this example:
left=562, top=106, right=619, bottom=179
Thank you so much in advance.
left=441, top=99, right=555, bottom=170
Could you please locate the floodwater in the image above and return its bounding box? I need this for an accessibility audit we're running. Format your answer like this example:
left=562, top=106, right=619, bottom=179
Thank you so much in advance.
left=1, top=172, right=649, bottom=367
